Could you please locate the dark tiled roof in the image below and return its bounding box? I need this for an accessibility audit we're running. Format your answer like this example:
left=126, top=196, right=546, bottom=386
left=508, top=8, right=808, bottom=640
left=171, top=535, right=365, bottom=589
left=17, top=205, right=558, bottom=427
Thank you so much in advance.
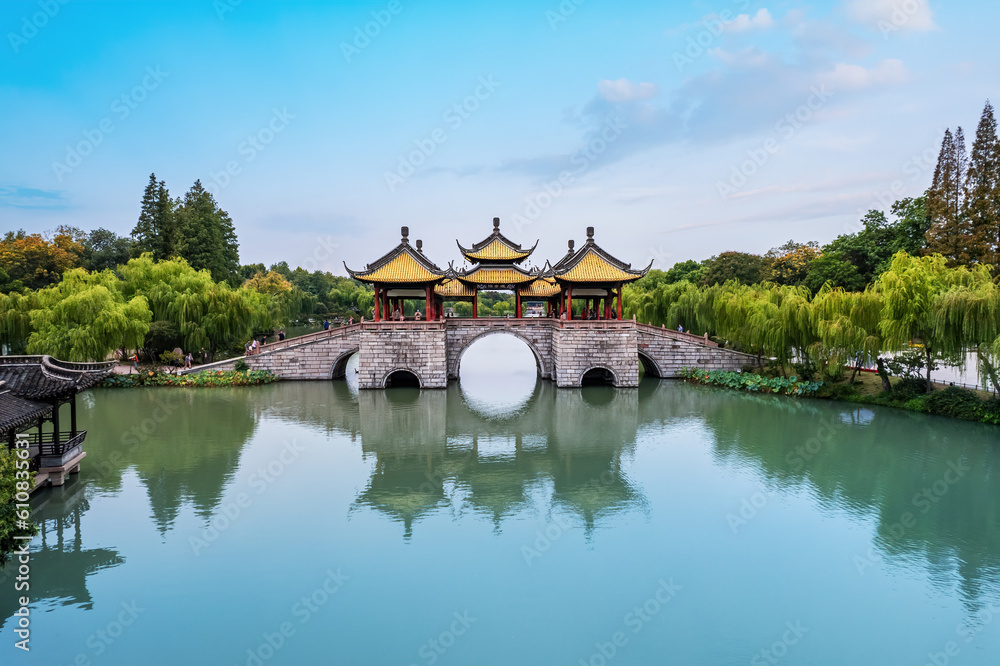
left=0, top=356, right=115, bottom=401
left=0, top=388, right=51, bottom=437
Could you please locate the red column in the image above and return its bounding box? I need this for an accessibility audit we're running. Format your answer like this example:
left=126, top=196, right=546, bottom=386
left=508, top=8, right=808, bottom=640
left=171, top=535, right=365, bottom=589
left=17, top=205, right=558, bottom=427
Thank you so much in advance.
left=472, top=294, right=478, bottom=319
left=425, top=287, right=431, bottom=320
left=516, top=292, right=521, bottom=318
left=617, top=285, right=623, bottom=320
left=374, top=286, right=381, bottom=321
left=567, top=286, right=573, bottom=320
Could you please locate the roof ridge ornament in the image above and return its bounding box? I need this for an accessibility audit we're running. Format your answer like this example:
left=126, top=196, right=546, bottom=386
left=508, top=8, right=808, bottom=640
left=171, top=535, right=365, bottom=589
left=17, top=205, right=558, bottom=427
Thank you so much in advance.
left=401, top=226, right=409, bottom=243
left=586, top=226, right=595, bottom=243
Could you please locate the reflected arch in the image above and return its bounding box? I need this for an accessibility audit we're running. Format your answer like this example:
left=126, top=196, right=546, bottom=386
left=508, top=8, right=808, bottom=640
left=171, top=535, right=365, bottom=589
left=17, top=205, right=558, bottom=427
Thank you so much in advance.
left=455, top=330, right=548, bottom=380
left=331, top=349, right=359, bottom=379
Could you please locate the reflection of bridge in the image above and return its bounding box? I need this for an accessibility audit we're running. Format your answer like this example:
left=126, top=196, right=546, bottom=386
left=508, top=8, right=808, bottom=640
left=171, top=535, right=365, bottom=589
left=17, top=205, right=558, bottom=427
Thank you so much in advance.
left=191, top=318, right=754, bottom=389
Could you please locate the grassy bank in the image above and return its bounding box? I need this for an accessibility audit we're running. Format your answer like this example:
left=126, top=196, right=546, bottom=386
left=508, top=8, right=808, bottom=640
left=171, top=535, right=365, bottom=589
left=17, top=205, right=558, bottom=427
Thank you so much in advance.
left=680, top=367, right=1000, bottom=425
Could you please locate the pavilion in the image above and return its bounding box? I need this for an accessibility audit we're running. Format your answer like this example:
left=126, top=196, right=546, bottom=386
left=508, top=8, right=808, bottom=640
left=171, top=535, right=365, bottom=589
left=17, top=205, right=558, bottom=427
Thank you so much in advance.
left=345, top=218, right=651, bottom=320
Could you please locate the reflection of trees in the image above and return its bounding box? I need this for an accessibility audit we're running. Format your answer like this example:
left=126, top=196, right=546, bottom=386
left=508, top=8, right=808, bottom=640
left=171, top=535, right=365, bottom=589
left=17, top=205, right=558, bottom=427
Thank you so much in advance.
left=351, top=383, right=648, bottom=538
left=83, top=388, right=260, bottom=533
left=0, top=480, right=123, bottom=630
left=685, top=383, right=1000, bottom=607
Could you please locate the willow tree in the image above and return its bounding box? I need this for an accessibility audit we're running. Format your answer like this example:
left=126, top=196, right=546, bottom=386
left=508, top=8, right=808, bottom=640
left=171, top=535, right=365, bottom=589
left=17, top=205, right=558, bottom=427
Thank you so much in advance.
left=119, top=255, right=271, bottom=360
left=812, top=286, right=884, bottom=383
left=713, top=282, right=775, bottom=363
left=0, top=290, right=36, bottom=355
left=243, top=270, right=311, bottom=328
left=26, top=269, right=150, bottom=361
left=931, top=268, right=1000, bottom=393
left=876, top=252, right=982, bottom=392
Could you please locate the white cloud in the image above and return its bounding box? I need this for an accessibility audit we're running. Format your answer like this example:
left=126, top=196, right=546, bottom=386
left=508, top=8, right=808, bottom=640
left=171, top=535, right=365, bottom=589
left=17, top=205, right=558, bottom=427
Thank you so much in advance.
left=822, top=59, right=909, bottom=90
left=597, top=79, right=660, bottom=103
left=844, top=0, right=936, bottom=32
left=726, top=8, right=775, bottom=33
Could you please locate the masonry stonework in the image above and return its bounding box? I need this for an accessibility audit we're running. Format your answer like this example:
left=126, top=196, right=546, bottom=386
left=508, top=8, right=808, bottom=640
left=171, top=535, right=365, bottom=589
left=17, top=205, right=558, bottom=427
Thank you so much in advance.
left=186, top=320, right=756, bottom=388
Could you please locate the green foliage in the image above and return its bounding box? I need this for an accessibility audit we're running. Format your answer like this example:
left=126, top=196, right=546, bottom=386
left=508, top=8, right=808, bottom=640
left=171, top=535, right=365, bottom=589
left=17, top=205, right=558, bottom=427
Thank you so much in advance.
left=159, top=350, right=183, bottom=366
left=0, top=446, right=39, bottom=567
left=680, top=367, right=823, bottom=396
left=101, top=368, right=277, bottom=388
left=804, top=253, right=866, bottom=293
left=145, top=320, right=181, bottom=357
left=174, top=180, right=240, bottom=284
left=234, top=358, right=249, bottom=372
left=26, top=268, right=151, bottom=361
left=701, top=252, right=770, bottom=286
left=922, top=386, right=984, bottom=421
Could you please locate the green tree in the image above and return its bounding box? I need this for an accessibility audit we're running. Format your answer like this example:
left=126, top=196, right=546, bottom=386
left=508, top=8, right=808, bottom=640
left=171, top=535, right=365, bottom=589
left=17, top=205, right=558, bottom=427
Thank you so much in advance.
left=803, top=254, right=866, bottom=293
left=83, top=228, right=135, bottom=272
left=131, top=173, right=178, bottom=260
left=961, top=101, right=1000, bottom=272
left=26, top=269, right=151, bottom=361
left=0, top=446, right=38, bottom=566
left=701, top=252, right=770, bottom=286
left=174, top=180, right=240, bottom=284
left=812, top=286, right=883, bottom=382
left=767, top=241, right=820, bottom=286
left=925, top=128, right=969, bottom=264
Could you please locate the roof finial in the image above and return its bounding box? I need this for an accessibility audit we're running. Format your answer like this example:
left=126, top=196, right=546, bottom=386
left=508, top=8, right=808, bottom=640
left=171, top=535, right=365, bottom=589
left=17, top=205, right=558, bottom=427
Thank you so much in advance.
left=586, top=226, right=595, bottom=241
left=401, top=226, right=409, bottom=243
left=493, top=217, right=500, bottom=231
left=416, top=239, right=423, bottom=253
left=567, top=239, right=575, bottom=253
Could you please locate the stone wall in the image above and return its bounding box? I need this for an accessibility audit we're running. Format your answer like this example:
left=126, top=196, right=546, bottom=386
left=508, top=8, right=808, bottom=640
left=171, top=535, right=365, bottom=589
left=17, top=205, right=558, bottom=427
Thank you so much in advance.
left=636, top=325, right=755, bottom=377
left=358, top=322, right=448, bottom=389
left=552, top=322, right=640, bottom=388
left=192, top=327, right=360, bottom=380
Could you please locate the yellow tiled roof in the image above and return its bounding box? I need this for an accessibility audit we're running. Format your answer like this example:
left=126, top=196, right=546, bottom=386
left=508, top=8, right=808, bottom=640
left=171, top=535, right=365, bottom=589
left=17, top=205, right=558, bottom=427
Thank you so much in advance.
left=557, top=252, right=641, bottom=283
left=463, top=238, right=532, bottom=262
left=353, top=253, right=442, bottom=284
left=459, top=267, right=537, bottom=285
left=518, top=278, right=561, bottom=298
left=434, top=279, right=477, bottom=297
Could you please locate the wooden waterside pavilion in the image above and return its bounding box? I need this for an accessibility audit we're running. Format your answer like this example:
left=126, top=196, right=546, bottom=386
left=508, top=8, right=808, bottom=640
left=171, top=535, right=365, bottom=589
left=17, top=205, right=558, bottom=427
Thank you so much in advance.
left=0, top=356, right=115, bottom=491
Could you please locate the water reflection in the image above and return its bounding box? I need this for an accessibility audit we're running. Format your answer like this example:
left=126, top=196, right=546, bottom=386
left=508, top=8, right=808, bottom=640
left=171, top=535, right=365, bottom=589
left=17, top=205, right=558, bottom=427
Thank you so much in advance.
left=0, top=480, right=123, bottom=630
left=352, top=383, right=649, bottom=537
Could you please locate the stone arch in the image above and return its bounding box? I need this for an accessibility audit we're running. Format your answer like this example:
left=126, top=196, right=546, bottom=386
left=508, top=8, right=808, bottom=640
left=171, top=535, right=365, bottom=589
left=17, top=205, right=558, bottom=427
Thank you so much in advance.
left=382, top=368, right=422, bottom=388
left=637, top=351, right=662, bottom=378
left=454, top=329, right=548, bottom=380
left=580, top=365, right=618, bottom=386
left=331, top=348, right=359, bottom=379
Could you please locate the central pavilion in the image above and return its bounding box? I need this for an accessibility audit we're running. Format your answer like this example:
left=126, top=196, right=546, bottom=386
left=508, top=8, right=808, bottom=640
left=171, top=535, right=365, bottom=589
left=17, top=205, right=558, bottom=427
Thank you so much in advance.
left=345, top=217, right=650, bottom=320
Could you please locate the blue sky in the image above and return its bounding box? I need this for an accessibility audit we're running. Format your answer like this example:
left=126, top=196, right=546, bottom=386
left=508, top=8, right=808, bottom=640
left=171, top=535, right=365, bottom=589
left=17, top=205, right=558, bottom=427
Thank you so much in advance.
left=1, top=0, right=997, bottom=274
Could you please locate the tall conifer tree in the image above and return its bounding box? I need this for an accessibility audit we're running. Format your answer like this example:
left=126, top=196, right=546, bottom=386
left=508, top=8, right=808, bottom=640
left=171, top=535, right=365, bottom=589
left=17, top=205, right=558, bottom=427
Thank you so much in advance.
left=925, top=129, right=969, bottom=264
left=962, top=101, right=1000, bottom=272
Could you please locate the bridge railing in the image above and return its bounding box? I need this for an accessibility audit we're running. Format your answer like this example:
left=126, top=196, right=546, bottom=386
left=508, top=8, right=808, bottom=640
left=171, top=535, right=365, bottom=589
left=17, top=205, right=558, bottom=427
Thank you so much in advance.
left=634, top=322, right=719, bottom=347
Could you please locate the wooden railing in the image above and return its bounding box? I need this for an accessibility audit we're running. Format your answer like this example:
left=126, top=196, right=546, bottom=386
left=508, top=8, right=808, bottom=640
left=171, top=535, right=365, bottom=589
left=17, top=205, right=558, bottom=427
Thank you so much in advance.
left=22, top=430, right=87, bottom=457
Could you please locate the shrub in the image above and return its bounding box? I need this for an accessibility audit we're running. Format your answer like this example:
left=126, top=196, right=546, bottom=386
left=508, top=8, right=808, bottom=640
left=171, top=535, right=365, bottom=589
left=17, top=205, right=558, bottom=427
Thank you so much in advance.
left=893, top=377, right=928, bottom=400
left=234, top=359, right=249, bottom=373
left=680, top=367, right=822, bottom=396
left=817, top=381, right=858, bottom=401
left=922, top=387, right=984, bottom=421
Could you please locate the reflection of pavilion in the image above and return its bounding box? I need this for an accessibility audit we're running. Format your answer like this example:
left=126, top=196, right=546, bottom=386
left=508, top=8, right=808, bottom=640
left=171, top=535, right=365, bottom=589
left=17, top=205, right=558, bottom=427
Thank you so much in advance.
left=351, top=382, right=650, bottom=538
left=0, top=479, right=123, bottom=630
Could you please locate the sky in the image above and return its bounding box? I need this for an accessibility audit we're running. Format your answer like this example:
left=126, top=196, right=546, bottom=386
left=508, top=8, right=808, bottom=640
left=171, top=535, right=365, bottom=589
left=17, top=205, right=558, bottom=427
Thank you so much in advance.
left=1, top=0, right=997, bottom=276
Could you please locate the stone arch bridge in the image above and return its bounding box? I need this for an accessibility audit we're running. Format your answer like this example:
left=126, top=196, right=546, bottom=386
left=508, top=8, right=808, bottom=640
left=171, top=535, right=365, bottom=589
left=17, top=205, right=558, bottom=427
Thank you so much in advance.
left=188, top=319, right=754, bottom=389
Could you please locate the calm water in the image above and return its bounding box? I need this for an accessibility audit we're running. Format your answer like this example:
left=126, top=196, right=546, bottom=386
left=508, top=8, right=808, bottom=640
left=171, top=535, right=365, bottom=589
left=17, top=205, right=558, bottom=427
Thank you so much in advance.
left=3, top=337, right=1000, bottom=665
